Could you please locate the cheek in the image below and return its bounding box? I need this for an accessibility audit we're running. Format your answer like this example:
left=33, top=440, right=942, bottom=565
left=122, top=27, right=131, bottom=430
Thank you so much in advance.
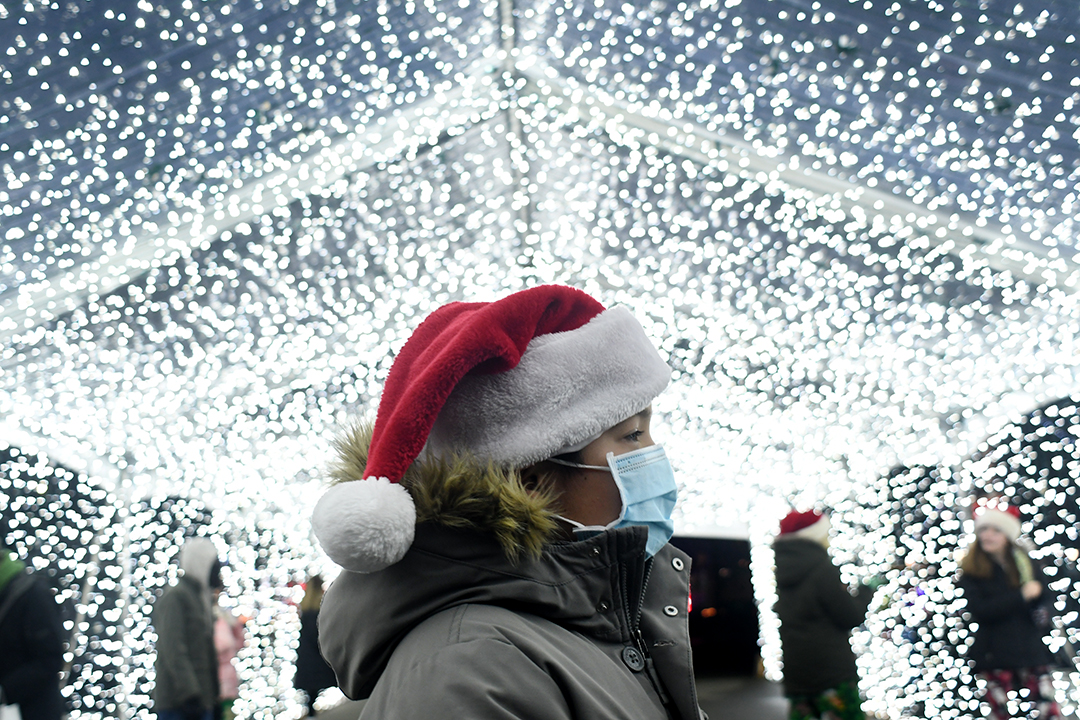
left=569, top=473, right=623, bottom=525
left=580, top=473, right=619, bottom=504
left=596, top=475, right=624, bottom=520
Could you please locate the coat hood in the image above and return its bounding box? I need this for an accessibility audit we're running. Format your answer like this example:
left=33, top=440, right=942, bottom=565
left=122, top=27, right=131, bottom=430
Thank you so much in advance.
left=178, top=537, right=219, bottom=587
left=327, top=421, right=561, bottom=560
left=319, top=421, right=694, bottom=702
left=320, top=521, right=651, bottom=699
left=773, top=536, right=832, bottom=588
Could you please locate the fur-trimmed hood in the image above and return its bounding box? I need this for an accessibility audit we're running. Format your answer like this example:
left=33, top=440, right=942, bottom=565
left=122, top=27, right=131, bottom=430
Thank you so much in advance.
left=320, top=421, right=654, bottom=700
left=328, top=421, right=560, bottom=559
left=321, top=521, right=660, bottom=700
left=318, top=425, right=704, bottom=718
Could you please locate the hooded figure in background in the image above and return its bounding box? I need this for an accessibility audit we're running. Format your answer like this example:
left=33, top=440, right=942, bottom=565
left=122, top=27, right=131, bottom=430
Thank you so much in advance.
left=153, top=537, right=222, bottom=720
left=773, top=510, right=874, bottom=720
left=0, top=546, right=65, bottom=720
left=310, top=285, right=702, bottom=719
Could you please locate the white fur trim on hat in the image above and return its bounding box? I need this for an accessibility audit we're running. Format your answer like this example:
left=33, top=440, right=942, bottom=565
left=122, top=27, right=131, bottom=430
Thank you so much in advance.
left=423, top=306, right=671, bottom=468
left=781, top=514, right=832, bottom=545
left=312, top=478, right=416, bottom=573
left=974, top=508, right=1021, bottom=543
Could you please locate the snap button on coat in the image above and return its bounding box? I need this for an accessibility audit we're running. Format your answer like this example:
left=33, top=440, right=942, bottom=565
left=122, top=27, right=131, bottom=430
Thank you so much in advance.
left=671, top=557, right=684, bottom=571
left=663, top=605, right=679, bottom=617
left=621, top=646, right=646, bottom=672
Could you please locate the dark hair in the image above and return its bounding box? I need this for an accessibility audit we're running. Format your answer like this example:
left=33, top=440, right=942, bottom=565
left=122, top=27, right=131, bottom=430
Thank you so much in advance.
left=520, top=451, right=584, bottom=505
left=300, top=575, right=324, bottom=612
left=208, top=559, right=224, bottom=590
left=960, top=539, right=1021, bottom=587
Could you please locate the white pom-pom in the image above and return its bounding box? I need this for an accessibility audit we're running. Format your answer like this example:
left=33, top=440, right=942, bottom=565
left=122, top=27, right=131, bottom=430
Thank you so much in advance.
left=312, top=478, right=416, bottom=573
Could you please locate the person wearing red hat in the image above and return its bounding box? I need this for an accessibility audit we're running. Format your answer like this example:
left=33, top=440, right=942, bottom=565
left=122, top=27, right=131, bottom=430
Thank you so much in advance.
left=958, top=499, right=1060, bottom=720
left=310, top=285, right=701, bottom=719
left=772, top=509, right=875, bottom=720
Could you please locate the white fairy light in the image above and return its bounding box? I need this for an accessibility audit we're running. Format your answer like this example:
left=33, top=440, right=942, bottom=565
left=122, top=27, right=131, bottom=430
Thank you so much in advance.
left=2, top=0, right=1080, bottom=718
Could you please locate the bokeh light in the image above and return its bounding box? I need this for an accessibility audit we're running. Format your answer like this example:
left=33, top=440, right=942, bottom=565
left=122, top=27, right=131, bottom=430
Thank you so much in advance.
left=2, top=0, right=1080, bottom=717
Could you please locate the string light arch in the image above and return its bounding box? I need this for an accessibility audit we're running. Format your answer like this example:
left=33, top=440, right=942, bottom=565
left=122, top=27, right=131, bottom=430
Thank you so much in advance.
left=3, top=0, right=1080, bottom=717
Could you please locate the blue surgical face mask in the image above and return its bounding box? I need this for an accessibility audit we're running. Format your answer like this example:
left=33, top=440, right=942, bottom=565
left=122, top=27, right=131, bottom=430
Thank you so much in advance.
left=552, top=444, right=678, bottom=557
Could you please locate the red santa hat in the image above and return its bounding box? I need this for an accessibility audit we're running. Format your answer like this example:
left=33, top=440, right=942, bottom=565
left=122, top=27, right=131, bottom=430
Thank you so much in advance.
left=312, top=285, right=671, bottom=572
left=777, top=509, right=831, bottom=544
left=972, top=498, right=1022, bottom=542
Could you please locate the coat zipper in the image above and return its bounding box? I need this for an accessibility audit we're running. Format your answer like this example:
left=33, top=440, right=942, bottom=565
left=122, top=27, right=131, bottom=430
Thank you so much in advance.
left=624, top=557, right=673, bottom=710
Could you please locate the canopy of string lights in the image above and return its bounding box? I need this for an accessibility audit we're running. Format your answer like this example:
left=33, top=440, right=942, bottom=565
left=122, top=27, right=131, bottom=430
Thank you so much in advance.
left=2, top=0, right=1079, bottom=717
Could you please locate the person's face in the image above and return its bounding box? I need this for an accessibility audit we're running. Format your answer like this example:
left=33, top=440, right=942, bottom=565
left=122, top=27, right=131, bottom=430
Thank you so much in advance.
left=977, top=525, right=1008, bottom=556
left=549, top=407, right=655, bottom=527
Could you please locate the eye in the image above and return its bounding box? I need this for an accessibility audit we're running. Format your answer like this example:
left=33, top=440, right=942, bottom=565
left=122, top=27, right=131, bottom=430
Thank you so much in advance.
left=625, top=429, right=645, bottom=442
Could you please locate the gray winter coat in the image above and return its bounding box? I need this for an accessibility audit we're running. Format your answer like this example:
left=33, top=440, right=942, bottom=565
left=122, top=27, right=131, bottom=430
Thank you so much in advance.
left=319, top=423, right=703, bottom=720
left=152, top=539, right=219, bottom=711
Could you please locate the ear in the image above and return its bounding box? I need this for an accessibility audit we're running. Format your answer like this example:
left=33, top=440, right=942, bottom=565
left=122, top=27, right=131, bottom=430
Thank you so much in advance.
left=519, top=463, right=542, bottom=492
left=518, top=460, right=573, bottom=499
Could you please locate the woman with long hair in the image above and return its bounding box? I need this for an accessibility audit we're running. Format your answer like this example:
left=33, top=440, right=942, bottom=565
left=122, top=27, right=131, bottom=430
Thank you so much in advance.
left=957, top=500, right=1059, bottom=720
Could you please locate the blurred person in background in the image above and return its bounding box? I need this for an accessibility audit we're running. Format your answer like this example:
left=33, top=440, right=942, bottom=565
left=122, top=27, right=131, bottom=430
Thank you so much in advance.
left=153, top=537, right=222, bottom=720
left=958, top=500, right=1060, bottom=720
left=0, top=544, right=65, bottom=720
left=309, top=285, right=700, bottom=719
left=773, top=510, right=875, bottom=720
left=294, top=575, right=335, bottom=717
left=213, top=586, right=245, bottom=720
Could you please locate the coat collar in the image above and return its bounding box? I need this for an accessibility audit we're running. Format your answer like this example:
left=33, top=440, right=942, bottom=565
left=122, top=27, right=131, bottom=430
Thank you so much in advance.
left=320, top=522, right=652, bottom=699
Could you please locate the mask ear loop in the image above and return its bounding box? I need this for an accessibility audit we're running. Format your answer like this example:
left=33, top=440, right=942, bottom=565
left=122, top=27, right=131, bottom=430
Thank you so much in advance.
left=554, top=515, right=617, bottom=533
left=548, top=457, right=609, bottom=471
left=546, top=456, right=629, bottom=525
